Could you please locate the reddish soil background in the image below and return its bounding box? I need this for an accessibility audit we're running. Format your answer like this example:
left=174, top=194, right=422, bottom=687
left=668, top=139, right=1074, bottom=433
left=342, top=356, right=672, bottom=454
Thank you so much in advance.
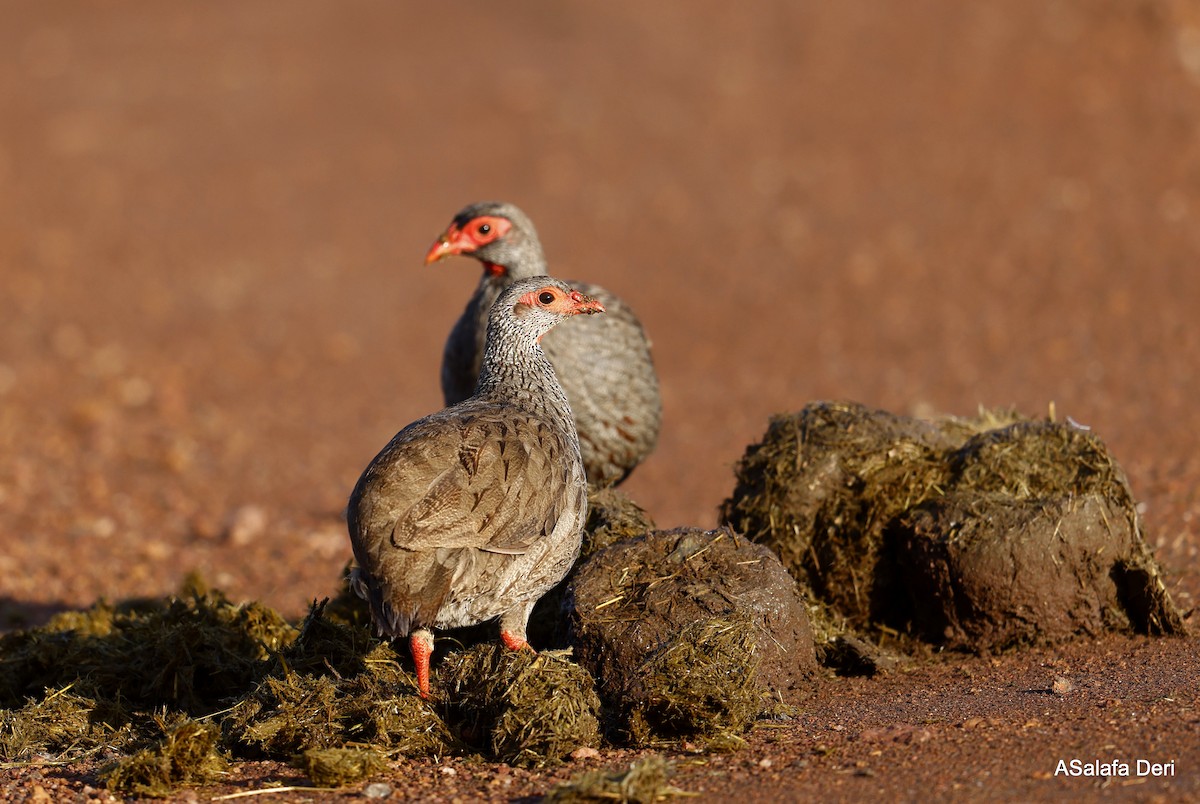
left=2, top=1, right=1198, bottom=801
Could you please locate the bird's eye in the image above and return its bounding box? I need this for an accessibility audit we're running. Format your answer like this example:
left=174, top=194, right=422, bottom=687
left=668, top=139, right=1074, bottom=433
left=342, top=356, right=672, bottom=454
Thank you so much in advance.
left=477, top=223, right=491, bottom=235
left=538, top=291, right=556, bottom=305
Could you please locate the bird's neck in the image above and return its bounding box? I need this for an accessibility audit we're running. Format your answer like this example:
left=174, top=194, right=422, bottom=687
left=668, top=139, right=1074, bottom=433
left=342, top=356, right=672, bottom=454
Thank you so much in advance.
left=475, top=241, right=549, bottom=286
left=476, top=331, right=576, bottom=433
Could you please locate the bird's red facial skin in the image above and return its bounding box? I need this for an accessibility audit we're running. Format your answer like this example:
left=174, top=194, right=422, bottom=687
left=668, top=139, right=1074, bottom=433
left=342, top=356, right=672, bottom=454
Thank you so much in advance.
left=516, top=287, right=606, bottom=318
left=423, top=216, right=512, bottom=264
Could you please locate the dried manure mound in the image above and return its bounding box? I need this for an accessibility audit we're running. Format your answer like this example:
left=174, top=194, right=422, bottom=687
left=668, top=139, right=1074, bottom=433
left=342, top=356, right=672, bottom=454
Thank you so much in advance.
left=896, top=494, right=1136, bottom=649
left=719, top=401, right=1011, bottom=626
left=439, top=643, right=602, bottom=768
left=565, top=527, right=817, bottom=744
left=581, top=487, right=657, bottom=555
left=529, top=487, right=657, bottom=649
left=720, top=401, right=1185, bottom=651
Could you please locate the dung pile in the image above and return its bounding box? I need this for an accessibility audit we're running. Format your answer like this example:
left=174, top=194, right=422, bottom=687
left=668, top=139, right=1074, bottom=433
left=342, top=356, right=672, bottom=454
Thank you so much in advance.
left=894, top=420, right=1184, bottom=648
left=0, top=586, right=296, bottom=714
left=545, top=755, right=684, bottom=803
left=0, top=584, right=298, bottom=768
left=295, top=745, right=388, bottom=787
left=439, top=643, right=602, bottom=767
left=529, top=487, right=657, bottom=649
left=720, top=401, right=1185, bottom=651
left=3, top=544, right=771, bottom=797
left=101, top=719, right=227, bottom=798
left=222, top=602, right=453, bottom=759
left=0, top=591, right=454, bottom=794
left=565, top=527, right=817, bottom=744
left=580, top=487, right=657, bottom=555
left=896, top=494, right=1135, bottom=648
left=0, top=688, right=133, bottom=762
left=719, top=401, right=1008, bottom=624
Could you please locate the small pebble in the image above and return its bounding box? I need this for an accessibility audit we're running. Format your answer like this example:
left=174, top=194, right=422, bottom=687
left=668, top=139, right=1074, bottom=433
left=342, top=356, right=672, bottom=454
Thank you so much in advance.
left=1051, top=676, right=1073, bottom=695
left=363, top=782, right=393, bottom=799
left=571, top=746, right=600, bottom=760
left=119, top=376, right=153, bottom=407
left=225, top=504, right=268, bottom=545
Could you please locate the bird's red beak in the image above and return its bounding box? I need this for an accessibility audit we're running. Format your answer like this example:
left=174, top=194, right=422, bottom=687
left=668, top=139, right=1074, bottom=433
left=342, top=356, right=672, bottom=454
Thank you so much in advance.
left=570, top=290, right=605, bottom=315
left=424, top=225, right=468, bottom=265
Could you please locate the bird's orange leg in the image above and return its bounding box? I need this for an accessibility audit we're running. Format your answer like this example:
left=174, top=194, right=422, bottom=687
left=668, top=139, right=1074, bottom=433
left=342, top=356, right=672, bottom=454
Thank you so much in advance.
left=409, top=629, right=434, bottom=698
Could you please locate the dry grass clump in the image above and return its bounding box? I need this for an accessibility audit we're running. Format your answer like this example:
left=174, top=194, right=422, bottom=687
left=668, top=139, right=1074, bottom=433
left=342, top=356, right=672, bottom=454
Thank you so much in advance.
left=101, top=718, right=227, bottom=798
left=544, top=754, right=687, bottom=803
left=222, top=602, right=453, bottom=759
left=0, top=587, right=296, bottom=713
left=294, top=745, right=388, bottom=787
left=440, top=644, right=602, bottom=768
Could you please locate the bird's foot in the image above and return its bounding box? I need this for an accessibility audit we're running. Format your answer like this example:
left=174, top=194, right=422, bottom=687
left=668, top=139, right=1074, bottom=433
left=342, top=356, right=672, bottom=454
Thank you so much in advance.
left=500, top=630, right=533, bottom=652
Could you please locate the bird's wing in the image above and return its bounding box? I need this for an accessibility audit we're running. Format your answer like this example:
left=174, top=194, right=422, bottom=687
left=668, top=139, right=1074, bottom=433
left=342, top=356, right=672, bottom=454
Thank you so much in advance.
left=358, top=406, right=574, bottom=557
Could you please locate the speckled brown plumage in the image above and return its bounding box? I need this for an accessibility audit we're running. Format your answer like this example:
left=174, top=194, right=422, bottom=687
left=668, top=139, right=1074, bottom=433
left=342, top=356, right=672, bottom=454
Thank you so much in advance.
left=426, top=201, right=662, bottom=488
left=347, top=277, right=601, bottom=697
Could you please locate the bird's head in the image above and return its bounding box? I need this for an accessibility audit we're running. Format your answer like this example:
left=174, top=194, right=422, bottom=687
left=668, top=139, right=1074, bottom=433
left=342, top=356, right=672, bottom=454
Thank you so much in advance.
left=424, top=201, right=545, bottom=279
left=495, top=277, right=605, bottom=343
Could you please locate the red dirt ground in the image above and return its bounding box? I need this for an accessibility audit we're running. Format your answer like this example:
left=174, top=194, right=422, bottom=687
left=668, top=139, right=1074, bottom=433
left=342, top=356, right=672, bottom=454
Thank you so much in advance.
left=1, top=1, right=1197, bottom=801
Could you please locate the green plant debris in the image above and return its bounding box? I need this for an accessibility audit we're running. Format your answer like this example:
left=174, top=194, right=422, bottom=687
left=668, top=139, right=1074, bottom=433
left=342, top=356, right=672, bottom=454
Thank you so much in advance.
left=101, top=718, right=227, bottom=798
left=441, top=644, right=601, bottom=768
left=0, top=686, right=134, bottom=762
left=294, top=745, right=387, bottom=787
left=544, top=754, right=688, bottom=803
left=0, top=587, right=296, bottom=712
